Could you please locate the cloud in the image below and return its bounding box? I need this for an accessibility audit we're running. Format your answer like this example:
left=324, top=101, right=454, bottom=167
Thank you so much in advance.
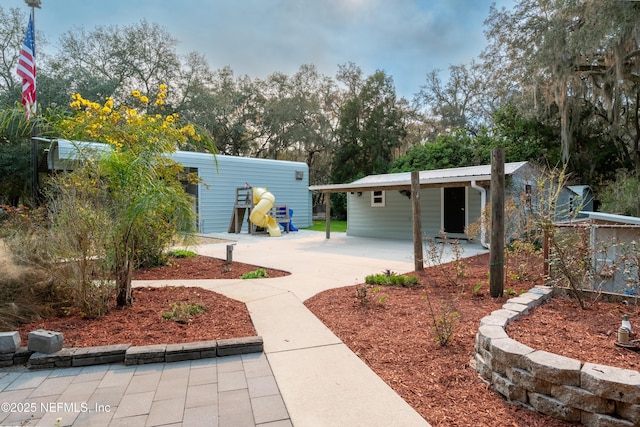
left=5, top=0, right=510, bottom=99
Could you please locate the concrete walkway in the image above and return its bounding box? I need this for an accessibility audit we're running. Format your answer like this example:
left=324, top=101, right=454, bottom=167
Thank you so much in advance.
left=167, top=231, right=486, bottom=427
left=0, top=230, right=487, bottom=426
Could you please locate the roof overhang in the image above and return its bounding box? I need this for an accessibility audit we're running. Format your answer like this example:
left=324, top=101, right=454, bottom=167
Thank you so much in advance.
left=580, top=211, right=640, bottom=226
left=309, top=176, right=493, bottom=193
left=47, top=139, right=111, bottom=171
left=309, top=162, right=529, bottom=193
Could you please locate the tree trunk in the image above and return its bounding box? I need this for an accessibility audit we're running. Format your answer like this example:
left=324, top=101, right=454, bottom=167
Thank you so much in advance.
left=115, top=255, right=133, bottom=307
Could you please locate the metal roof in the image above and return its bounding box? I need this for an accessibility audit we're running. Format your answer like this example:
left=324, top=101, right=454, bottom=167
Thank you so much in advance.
left=580, top=211, right=640, bottom=226
left=309, top=161, right=530, bottom=193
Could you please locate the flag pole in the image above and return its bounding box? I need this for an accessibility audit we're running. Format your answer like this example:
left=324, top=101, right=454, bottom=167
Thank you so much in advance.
left=25, top=0, right=41, bottom=205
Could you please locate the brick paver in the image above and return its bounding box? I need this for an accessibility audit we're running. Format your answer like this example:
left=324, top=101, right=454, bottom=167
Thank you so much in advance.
left=0, top=353, right=290, bottom=426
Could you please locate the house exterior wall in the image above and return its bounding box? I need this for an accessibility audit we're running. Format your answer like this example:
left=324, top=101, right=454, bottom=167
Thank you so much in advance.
left=557, top=187, right=594, bottom=219
left=347, top=186, right=483, bottom=240
left=468, top=187, right=482, bottom=229
left=174, top=152, right=311, bottom=233
left=346, top=189, right=413, bottom=239
left=48, top=140, right=311, bottom=235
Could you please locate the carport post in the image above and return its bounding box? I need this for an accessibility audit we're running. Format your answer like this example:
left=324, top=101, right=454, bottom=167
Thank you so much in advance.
left=325, top=191, right=331, bottom=239
left=411, top=171, right=424, bottom=271
left=490, top=148, right=505, bottom=297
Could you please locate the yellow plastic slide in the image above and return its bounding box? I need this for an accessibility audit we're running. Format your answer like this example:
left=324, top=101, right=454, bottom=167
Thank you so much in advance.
left=249, top=187, right=282, bottom=237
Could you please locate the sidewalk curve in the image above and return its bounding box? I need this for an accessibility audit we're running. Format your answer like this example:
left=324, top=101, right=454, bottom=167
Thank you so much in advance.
left=138, top=230, right=487, bottom=426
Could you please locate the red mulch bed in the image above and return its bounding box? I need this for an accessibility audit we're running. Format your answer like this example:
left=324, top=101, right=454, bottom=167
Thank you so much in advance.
left=16, top=255, right=286, bottom=347
left=305, top=252, right=639, bottom=426
left=133, top=255, right=289, bottom=280
left=18, top=285, right=257, bottom=347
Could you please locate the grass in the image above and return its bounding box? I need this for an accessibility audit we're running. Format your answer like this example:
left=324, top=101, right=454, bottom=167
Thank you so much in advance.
left=305, top=220, right=348, bottom=233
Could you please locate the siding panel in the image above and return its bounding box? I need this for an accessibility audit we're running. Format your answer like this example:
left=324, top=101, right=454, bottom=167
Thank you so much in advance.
left=347, top=186, right=486, bottom=241
left=171, top=152, right=311, bottom=233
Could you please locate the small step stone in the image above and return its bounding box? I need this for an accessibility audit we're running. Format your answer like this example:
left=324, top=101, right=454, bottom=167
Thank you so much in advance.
left=0, top=331, right=20, bottom=354
left=27, top=330, right=63, bottom=354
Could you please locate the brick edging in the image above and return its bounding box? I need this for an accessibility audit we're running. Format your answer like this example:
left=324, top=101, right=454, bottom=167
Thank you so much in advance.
left=0, top=336, right=263, bottom=369
left=474, top=286, right=640, bottom=427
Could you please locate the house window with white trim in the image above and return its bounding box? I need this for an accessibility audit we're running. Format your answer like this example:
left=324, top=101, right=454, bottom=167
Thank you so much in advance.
left=371, top=190, right=385, bottom=207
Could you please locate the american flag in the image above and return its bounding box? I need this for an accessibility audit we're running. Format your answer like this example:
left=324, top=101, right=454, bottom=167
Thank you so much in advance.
left=17, top=15, right=36, bottom=120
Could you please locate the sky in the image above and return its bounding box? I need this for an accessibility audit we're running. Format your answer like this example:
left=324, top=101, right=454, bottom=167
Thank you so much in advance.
left=4, top=0, right=514, bottom=100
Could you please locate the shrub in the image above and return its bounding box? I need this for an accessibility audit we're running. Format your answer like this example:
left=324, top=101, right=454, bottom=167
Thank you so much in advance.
left=422, top=235, right=467, bottom=289
left=169, top=249, right=197, bottom=258
left=356, top=284, right=387, bottom=307
left=365, top=272, right=418, bottom=287
left=423, top=293, right=460, bottom=347
left=242, top=268, right=268, bottom=279
left=162, top=301, right=205, bottom=324
left=0, top=244, right=53, bottom=331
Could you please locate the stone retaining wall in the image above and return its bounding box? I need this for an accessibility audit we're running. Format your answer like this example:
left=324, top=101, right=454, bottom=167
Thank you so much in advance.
left=0, top=336, right=263, bottom=369
left=475, top=286, right=640, bottom=427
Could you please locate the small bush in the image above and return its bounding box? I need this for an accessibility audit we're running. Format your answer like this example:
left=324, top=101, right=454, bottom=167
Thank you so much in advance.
left=365, top=272, right=418, bottom=287
left=241, top=268, right=268, bottom=279
left=162, top=301, right=205, bottom=324
left=356, top=284, right=370, bottom=307
left=424, top=293, right=460, bottom=347
left=423, top=236, right=467, bottom=289
left=356, top=284, right=387, bottom=307
left=169, top=249, right=197, bottom=258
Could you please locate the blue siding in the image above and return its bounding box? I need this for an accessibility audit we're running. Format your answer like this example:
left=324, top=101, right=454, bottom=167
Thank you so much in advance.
left=468, top=187, right=482, bottom=227
left=421, top=189, right=443, bottom=237
left=172, top=152, right=311, bottom=233
left=48, top=141, right=311, bottom=234
left=347, top=186, right=484, bottom=240
left=347, top=190, right=413, bottom=239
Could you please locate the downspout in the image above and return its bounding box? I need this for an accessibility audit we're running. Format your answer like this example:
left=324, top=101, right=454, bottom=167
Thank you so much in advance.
left=471, top=180, right=489, bottom=248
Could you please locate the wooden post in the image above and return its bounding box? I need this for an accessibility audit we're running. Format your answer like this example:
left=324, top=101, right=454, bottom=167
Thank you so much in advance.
left=411, top=171, right=423, bottom=271
left=543, top=228, right=550, bottom=277
left=490, top=148, right=505, bottom=298
left=325, top=192, right=331, bottom=239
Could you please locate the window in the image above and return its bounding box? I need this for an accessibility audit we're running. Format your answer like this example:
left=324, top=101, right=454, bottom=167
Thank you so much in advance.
left=371, top=190, right=385, bottom=207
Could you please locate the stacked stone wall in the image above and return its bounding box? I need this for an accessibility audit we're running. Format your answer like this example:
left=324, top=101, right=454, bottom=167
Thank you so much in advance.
left=475, top=286, right=640, bottom=427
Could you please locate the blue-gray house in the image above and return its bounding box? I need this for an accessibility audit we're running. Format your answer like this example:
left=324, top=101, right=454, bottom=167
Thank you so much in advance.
left=310, top=162, right=592, bottom=243
left=47, top=139, right=312, bottom=234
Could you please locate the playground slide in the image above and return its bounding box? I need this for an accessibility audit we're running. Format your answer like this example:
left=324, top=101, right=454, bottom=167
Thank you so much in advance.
left=249, top=187, right=282, bottom=237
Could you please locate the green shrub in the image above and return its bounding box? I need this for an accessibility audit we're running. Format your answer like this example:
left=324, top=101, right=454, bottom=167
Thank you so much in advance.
left=241, top=268, right=268, bottom=279
left=162, top=301, right=205, bottom=324
left=365, top=272, right=418, bottom=287
left=169, top=249, right=197, bottom=258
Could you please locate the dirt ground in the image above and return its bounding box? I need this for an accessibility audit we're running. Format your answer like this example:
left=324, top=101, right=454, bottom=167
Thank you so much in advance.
left=16, top=252, right=640, bottom=426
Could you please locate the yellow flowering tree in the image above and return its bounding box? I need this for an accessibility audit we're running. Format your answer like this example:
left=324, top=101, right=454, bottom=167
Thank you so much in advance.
left=63, top=84, right=199, bottom=154
left=54, top=85, right=209, bottom=307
